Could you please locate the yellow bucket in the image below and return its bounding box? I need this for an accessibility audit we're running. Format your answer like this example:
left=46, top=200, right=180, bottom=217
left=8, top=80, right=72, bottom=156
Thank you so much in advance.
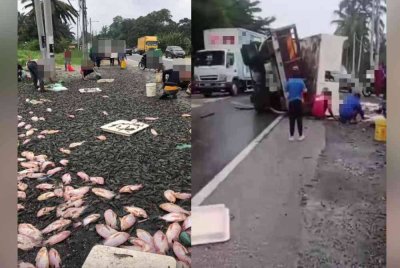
left=374, top=117, right=386, bottom=142
left=120, top=59, right=127, bottom=70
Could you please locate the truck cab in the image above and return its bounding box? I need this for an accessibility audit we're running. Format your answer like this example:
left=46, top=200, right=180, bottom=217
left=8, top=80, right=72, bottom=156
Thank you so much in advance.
left=193, top=49, right=239, bottom=97
left=193, top=28, right=266, bottom=97
left=138, top=36, right=158, bottom=54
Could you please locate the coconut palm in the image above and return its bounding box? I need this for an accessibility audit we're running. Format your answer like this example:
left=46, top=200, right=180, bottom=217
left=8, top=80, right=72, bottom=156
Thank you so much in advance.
left=20, top=0, right=78, bottom=24
left=332, top=0, right=370, bottom=75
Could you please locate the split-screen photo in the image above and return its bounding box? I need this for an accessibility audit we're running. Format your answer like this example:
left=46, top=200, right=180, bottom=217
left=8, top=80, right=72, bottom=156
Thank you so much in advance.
left=0, top=0, right=398, bottom=267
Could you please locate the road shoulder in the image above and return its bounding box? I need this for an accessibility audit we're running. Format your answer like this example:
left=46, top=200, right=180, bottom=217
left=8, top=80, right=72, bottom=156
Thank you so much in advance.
left=192, top=118, right=326, bottom=267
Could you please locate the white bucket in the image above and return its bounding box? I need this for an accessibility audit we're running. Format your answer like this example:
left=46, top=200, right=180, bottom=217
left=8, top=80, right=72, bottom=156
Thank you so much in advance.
left=146, top=83, right=157, bottom=97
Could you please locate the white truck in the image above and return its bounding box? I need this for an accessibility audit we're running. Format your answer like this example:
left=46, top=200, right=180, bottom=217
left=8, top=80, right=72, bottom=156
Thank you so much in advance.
left=193, top=28, right=266, bottom=97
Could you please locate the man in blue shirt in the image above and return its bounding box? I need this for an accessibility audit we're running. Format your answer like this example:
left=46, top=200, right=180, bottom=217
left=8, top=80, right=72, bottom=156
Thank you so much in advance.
left=285, top=67, right=307, bottom=141
left=339, top=93, right=365, bottom=123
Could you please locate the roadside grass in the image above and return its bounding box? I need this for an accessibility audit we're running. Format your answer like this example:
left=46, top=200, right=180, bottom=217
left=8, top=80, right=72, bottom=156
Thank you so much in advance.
left=18, top=49, right=83, bottom=67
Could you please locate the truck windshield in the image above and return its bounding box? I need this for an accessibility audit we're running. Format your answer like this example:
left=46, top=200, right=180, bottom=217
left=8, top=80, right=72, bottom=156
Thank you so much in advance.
left=195, top=51, right=225, bottom=66
left=146, top=41, right=158, bottom=46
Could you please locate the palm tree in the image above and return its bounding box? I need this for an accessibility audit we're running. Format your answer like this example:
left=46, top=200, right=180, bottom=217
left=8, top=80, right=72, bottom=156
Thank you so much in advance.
left=20, top=0, right=78, bottom=24
left=332, top=0, right=370, bottom=76
left=363, top=0, right=386, bottom=67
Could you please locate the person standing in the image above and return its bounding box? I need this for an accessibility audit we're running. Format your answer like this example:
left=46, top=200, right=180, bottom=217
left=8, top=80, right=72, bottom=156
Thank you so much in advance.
left=64, top=48, right=72, bottom=71
left=285, top=67, right=307, bottom=141
left=339, top=93, right=365, bottom=123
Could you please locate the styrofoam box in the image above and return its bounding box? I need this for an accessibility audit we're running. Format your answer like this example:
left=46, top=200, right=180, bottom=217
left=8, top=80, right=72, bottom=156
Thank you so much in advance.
left=101, top=120, right=149, bottom=136
left=79, top=88, right=102, bottom=93
left=191, top=204, right=230, bottom=246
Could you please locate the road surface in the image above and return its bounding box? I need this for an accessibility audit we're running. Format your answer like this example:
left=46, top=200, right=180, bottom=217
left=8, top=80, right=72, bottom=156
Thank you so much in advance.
left=191, top=93, right=278, bottom=195
left=127, top=54, right=190, bottom=70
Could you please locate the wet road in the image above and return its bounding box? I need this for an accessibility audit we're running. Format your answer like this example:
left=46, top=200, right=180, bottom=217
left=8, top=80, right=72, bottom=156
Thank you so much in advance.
left=127, top=54, right=190, bottom=70
left=191, top=93, right=278, bottom=195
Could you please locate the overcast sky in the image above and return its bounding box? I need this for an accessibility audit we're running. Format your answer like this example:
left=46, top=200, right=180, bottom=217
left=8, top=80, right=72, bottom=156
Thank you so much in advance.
left=258, top=0, right=341, bottom=38
left=18, top=0, right=191, bottom=35
left=18, top=0, right=386, bottom=38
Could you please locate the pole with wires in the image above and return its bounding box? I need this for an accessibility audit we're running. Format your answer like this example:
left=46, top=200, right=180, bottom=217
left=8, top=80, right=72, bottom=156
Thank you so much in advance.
left=33, top=0, right=46, bottom=60
left=43, top=0, right=56, bottom=81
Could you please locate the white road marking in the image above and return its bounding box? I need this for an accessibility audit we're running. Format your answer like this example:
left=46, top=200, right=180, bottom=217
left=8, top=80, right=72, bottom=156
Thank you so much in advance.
left=192, top=115, right=285, bottom=206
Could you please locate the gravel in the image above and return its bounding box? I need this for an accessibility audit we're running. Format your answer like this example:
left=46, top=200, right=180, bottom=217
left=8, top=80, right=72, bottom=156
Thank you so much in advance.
left=17, top=65, right=191, bottom=267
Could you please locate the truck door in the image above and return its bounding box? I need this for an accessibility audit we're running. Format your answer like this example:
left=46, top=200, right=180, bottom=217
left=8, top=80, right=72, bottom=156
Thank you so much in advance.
left=226, top=52, right=236, bottom=81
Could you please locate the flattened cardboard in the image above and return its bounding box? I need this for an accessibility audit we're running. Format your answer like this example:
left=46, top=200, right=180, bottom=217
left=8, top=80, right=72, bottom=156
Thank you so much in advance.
left=101, top=120, right=149, bottom=136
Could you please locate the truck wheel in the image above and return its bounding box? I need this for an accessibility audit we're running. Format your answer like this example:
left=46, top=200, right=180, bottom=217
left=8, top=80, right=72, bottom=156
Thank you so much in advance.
left=203, top=92, right=212, bottom=98
left=362, top=87, right=372, bottom=97
left=230, top=81, right=239, bottom=96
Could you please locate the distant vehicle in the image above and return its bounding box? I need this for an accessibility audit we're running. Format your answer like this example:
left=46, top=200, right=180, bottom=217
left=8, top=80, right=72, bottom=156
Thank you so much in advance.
left=193, top=28, right=266, bottom=97
left=328, top=67, right=352, bottom=93
left=125, top=48, right=133, bottom=55
left=90, top=39, right=126, bottom=66
left=137, top=36, right=158, bottom=54
left=165, top=46, right=186, bottom=58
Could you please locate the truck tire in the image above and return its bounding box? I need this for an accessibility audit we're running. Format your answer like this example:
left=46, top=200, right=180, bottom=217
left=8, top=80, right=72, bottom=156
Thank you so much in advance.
left=253, top=86, right=269, bottom=113
left=230, top=81, right=239, bottom=96
left=362, top=87, right=372, bottom=97
left=203, top=92, right=212, bottom=98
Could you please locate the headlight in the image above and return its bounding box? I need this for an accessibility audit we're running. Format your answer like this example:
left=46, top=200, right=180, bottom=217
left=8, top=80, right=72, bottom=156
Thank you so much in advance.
left=220, top=74, right=227, bottom=81
left=194, top=74, right=199, bottom=81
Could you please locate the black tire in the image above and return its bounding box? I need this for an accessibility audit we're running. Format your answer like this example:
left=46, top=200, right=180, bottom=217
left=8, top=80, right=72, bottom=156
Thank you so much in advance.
left=139, top=62, right=145, bottom=70
left=362, top=87, right=372, bottom=97
left=230, top=80, right=239, bottom=96
left=253, top=85, right=269, bottom=113
left=203, top=92, right=212, bottom=98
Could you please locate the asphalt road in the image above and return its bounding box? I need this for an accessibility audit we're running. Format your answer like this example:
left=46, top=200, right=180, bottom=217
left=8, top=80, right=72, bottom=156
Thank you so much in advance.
left=127, top=54, right=190, bottom=70
left=191, top=93, right=278, bottom=195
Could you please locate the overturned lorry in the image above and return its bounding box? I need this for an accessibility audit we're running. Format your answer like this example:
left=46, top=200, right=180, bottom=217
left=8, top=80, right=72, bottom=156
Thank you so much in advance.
left=241, top=24, right=347, bottom=115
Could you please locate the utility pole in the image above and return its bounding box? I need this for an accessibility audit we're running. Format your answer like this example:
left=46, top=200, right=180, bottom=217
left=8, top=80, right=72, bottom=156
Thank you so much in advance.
left=357, top=35, right=363, bottom=76
left=77, top=12, right=80, bottom=50
left=352, top=32, right=356, bottom=76
left=89, top=18, right=99, bottom=45
left=81, top=0, right=88, bottom=62
left=369, top=0, right=376, bottom=69
left=374, top=0, right=381, bottom=68
left=33, top=0, right=46, bottom=59
left=43, top=0, right=56, bottom=81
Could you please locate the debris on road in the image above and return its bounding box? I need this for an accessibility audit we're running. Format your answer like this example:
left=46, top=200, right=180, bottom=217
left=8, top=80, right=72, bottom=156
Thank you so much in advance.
left=176, top=144, right=191, bottom=150
left=79, top=88, right=102, bottom=93
left=200, top=112, right=215, bottom=119
left=101, top=120, right=149, bottom=136
left=97, top=79, right=114, bottom=83
left=18, top=65, right=190, bottom=267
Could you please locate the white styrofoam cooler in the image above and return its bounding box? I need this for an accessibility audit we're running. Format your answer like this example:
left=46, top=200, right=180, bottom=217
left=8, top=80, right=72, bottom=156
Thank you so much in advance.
left=192, top=204, right=230, bottom=246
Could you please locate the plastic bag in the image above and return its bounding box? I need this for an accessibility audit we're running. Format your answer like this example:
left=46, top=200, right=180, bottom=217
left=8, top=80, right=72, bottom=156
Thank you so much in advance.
left=67, top=64, right=75, bottom=72
left=120, top=59, right=127, bottom=70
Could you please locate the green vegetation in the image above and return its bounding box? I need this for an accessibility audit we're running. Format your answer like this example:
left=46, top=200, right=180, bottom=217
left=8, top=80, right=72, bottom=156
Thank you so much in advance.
left=97, top=9, right=191, bottom=54
left=332, top=0, right=386, bottom=76
left=18, top=0, right=77, bottom=53
left=192, top=0, right=275, bottom=52
left=18, top=49, right=83, bottom=67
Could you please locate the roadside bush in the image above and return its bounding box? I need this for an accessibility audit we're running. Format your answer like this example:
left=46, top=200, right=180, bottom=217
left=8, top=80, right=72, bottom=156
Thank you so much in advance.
left=55, top=38, right=71, bottom=53
left=158, top=32, right=192, bottom=54
left=18, top=40, right=40, bottom=51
